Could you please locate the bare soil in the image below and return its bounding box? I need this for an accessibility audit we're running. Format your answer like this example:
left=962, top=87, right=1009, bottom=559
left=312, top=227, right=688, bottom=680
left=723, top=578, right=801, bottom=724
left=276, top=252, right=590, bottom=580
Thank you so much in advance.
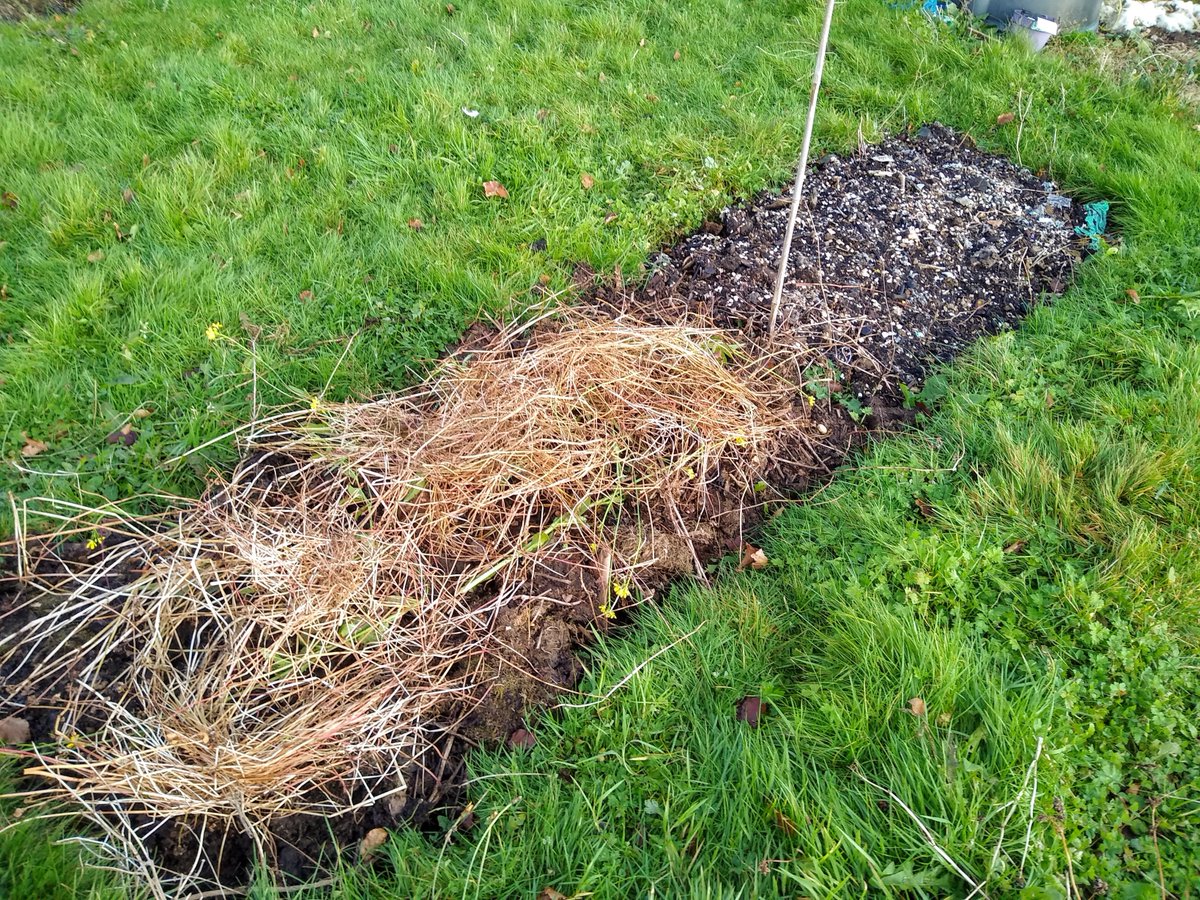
left=0, top=123, right=1094, bottom=891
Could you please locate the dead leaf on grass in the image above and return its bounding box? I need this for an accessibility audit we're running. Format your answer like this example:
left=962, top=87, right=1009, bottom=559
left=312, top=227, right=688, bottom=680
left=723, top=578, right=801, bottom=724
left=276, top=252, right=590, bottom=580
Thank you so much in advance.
left=603, top=212, right=618, bottom=225
left=407, top=217, right=424, bottom=230
left=87, top=249, right=104, bottom=263
left=580, top=172, right=595, bottom=190
left=298, top=289, right=314, bottom=302
left=996, top=112, right=1016, bottom=125
left=906, top=697, right=927, bottom=717
left=508, top=728, right=536, bottom=749
left=311, top=27, right=320, bottom=38
left=106, top=424, right=138, bottom=446
left=20, top=434, right=48, bottom=457
left=360, top=827, right=388, bottom=858
left=738, top=543, right=768, bottom=571
left=913, top=496, right=935, bottom=520
left=1003, top=540, right=1027, bottom=554
left=0, top=717, right=30, bottom=745
left=132, top=407, right=153, bottom=419
left=1, top=191, right=17, bottom=209
left=1126, top=288, right=1140, bottom=303
left=737, top=696, right=762, bottom=726
left=673, top=49, right=681, bottom=61
left=536, top=108, right=548, bottom=121
left=122, top=187, right=136, bottom=204
left=538, top=889, right=567, bottom=900
left=483, top=180, right=508, bottom=199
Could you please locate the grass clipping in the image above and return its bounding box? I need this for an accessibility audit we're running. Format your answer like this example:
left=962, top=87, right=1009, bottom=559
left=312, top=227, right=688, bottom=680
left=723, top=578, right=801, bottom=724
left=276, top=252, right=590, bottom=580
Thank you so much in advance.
left=2, top=317, right=796, bottom=883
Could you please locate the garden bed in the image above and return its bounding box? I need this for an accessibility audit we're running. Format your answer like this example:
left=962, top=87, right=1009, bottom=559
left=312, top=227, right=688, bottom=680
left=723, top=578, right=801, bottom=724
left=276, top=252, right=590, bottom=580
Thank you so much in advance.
left=0, top=123, right=1095, bottom=894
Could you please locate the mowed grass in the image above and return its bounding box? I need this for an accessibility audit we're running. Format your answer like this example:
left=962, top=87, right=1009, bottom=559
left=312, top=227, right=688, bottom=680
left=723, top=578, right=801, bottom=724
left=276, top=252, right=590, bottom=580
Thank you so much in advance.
left=2, top=0, right=1200, bottom=898
left=0, top=0, right=856, bottom=516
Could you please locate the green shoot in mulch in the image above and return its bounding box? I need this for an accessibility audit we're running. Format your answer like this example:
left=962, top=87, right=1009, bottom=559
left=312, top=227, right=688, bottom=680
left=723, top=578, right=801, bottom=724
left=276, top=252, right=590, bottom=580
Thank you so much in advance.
left=2, top=0, right=1199, bottom=897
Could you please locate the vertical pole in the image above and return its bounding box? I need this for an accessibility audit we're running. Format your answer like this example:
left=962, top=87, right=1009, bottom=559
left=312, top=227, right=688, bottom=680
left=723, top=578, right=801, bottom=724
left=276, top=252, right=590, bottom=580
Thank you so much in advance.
left=768, top=0, right=837, bottom=341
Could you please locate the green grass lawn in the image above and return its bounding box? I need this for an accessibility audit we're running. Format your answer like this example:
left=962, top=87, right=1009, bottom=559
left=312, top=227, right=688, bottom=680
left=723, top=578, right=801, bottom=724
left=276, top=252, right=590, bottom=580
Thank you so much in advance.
left=0, top=0, right=863, bottom=517
left=2, top=0, right=1200, bottom=898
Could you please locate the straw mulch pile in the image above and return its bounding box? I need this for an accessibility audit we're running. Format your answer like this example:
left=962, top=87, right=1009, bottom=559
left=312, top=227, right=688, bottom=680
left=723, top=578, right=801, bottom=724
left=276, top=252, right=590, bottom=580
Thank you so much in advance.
left=0, top=315, right=803, bottom=891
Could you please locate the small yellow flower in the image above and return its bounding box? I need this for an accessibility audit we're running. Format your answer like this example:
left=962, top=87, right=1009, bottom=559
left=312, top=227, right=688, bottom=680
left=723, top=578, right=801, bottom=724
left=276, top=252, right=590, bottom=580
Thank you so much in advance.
left=205, top=321, right=223, bottom=341
left=684, top=466, right=696, bottom=480
left=733, top=435, right=748, bottom=447
left=599, top=601, right=617, bottom=620
left=612, top=580, right=631, bottom=600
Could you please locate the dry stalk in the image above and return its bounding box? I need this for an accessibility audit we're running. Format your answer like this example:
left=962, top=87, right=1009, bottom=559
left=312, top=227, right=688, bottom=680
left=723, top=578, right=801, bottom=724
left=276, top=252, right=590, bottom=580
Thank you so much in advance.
left=1, top=316, right=801, bottom=894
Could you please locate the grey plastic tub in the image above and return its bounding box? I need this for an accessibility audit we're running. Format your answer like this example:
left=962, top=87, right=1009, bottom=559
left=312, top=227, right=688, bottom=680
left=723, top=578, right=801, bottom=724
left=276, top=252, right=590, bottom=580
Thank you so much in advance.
left=966, top=0, right=1102, bottom=31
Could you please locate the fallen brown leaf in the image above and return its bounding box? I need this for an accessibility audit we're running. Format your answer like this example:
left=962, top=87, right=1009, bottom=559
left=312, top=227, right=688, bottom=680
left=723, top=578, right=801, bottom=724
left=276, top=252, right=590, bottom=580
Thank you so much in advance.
left=311, top=27, right=320, bottom=38
left=906, top=697, right=927, bottom=717
left=20, top=434, right=48, bottom=457
left=737, top=696, right=762, bottom=726
left=87, top=249, right=104, bottom=263
left=913, top=496, right=935, bottom=520
left=738, top=543, right=768, bottom=571
left=132, top=407, right=153, bottom=419
left=536, top=108, right=549, bottom=121
left=1125, top=288, right=1140, bottom=303
left=122, top=187, right=136, bottom=204
left=673, top=49, right=681, bottom=61
left=407, top=217, right=424, bottom=230
left=298, top=289, right=314, bottom=302
left=446, top=2, right=456, bottom=13
left=580, top=172, right=595, bottom=190
left=538, top=889, right=566, bottom=900
left=1, top=191, right=17, bottom=209
left=0, top=717, right=30, bottom=745
left=105, top=423, right=138, bottom=446
left=360, top=827, right=388, bottom=857
left=602, top=212, right=618, bottom=225
left=1003, top=540, right=1027, bottom=554
left=996, top=112, right=1015, bottom=125
left=508, top=728, right=536, bottom=749
left=483, top=180, right=508, bottom=199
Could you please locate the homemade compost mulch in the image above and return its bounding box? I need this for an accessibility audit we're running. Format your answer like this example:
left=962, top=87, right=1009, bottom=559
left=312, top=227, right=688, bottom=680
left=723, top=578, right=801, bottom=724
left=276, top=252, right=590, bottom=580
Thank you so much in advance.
left=0, top=123, right=1095, bottom=895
